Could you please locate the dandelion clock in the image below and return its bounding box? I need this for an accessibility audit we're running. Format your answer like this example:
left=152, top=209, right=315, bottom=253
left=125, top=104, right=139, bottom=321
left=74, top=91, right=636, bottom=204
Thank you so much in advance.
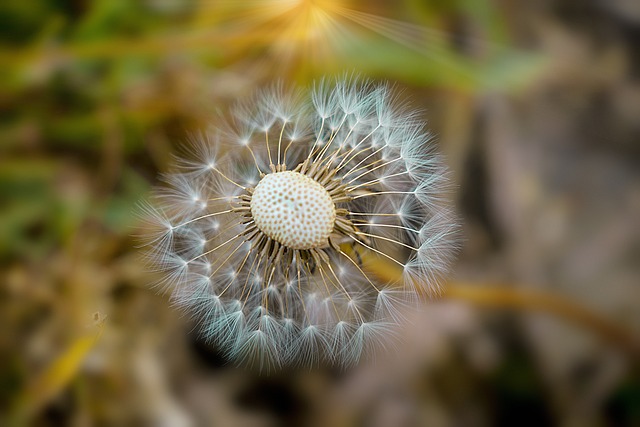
left=139, top=78, right=457, bottom=369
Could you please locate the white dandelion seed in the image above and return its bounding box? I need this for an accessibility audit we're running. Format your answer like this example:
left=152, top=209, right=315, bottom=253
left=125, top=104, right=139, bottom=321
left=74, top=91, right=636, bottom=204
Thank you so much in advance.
left=139, top=78, right=457, bottom=369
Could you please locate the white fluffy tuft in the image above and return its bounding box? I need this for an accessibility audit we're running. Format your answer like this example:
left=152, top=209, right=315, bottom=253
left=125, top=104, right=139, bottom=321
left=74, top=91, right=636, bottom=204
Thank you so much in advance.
left=138, top=77, right=456, bottom=370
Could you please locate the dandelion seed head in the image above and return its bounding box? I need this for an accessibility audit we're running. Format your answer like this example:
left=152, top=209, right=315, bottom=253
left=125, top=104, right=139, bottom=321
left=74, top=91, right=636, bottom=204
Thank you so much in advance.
left=139, top=77, right=457, bottom=369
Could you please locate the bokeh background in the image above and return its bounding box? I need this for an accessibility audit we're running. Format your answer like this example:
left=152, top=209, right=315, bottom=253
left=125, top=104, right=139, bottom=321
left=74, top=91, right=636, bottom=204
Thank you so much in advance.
left=1, top=0, right=639, bottom=426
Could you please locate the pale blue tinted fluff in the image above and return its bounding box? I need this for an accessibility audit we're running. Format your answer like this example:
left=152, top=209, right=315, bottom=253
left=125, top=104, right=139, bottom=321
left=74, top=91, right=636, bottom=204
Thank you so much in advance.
left=139, top=78, right=457, bottom=370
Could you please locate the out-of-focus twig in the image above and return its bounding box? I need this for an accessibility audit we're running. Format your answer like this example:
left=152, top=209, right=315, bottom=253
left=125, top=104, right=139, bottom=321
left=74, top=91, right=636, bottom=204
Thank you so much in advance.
left=441, top=284, right=640, bottom=357
left=8, top=318, right=105, bottom=427
left=347, top=245, right=640, bottom=357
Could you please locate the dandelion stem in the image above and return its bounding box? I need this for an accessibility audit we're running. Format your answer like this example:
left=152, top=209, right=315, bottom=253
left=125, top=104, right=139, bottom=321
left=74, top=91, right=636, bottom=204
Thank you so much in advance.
left=171, top=209, right=234, bottom=229
left=350, top=191, right=415, bottom=200
left=356, top=246, right=640, bottom=357
left=321, top=121, right=357, bottom=167
left=354, top=231, right=419, bottom=251
left=243, top=143, right=263, bottom=174
left=277, top=120, right=287, bottom=166
left=346, top=156, right=403, bottom=184
left=265, top=130, right=273, bottom=167
left=315, top=114, right=347, bottom=162
left=448, top=285, right=640, bottom=356
left=346, top=169, right=409, bottom=190
left=210, top=166, right=247, bottom=190
left=342, top=144, right=387, bottom=177
left=351, top=220, right=420, bottom=234
left=337, top=249, right=381, bottom=294
left=335, top=124, right=381, bottom=171
left=186, top=233, right=242, bottom=264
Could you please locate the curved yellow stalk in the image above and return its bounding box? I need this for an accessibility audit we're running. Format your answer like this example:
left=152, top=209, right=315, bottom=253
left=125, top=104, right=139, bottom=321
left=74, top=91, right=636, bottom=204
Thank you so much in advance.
left=346, top=244, right=640, bottom=357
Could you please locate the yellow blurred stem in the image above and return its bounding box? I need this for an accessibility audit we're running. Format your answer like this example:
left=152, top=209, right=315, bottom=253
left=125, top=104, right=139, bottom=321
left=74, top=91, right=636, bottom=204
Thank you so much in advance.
left=10, top=325, right=103, bottom=426
left=345, top=244, right=640, bottom=357
left=441, top=284, right=639, bottom=356
left=0, top=24, right=308, bottom=66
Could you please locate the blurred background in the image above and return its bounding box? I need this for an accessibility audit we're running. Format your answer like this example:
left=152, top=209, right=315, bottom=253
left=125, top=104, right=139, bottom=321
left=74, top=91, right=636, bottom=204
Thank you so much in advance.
left=1, top=0, right=639, bottom=426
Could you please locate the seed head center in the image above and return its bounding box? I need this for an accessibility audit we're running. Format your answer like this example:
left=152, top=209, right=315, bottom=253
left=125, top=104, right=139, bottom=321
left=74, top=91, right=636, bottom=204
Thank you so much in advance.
left=250, top=171, right=336, bottom=250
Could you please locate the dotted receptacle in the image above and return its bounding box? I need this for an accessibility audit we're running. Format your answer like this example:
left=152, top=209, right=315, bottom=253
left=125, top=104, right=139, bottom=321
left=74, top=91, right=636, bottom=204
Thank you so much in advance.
left=250, top=171, right=336, bottom=250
